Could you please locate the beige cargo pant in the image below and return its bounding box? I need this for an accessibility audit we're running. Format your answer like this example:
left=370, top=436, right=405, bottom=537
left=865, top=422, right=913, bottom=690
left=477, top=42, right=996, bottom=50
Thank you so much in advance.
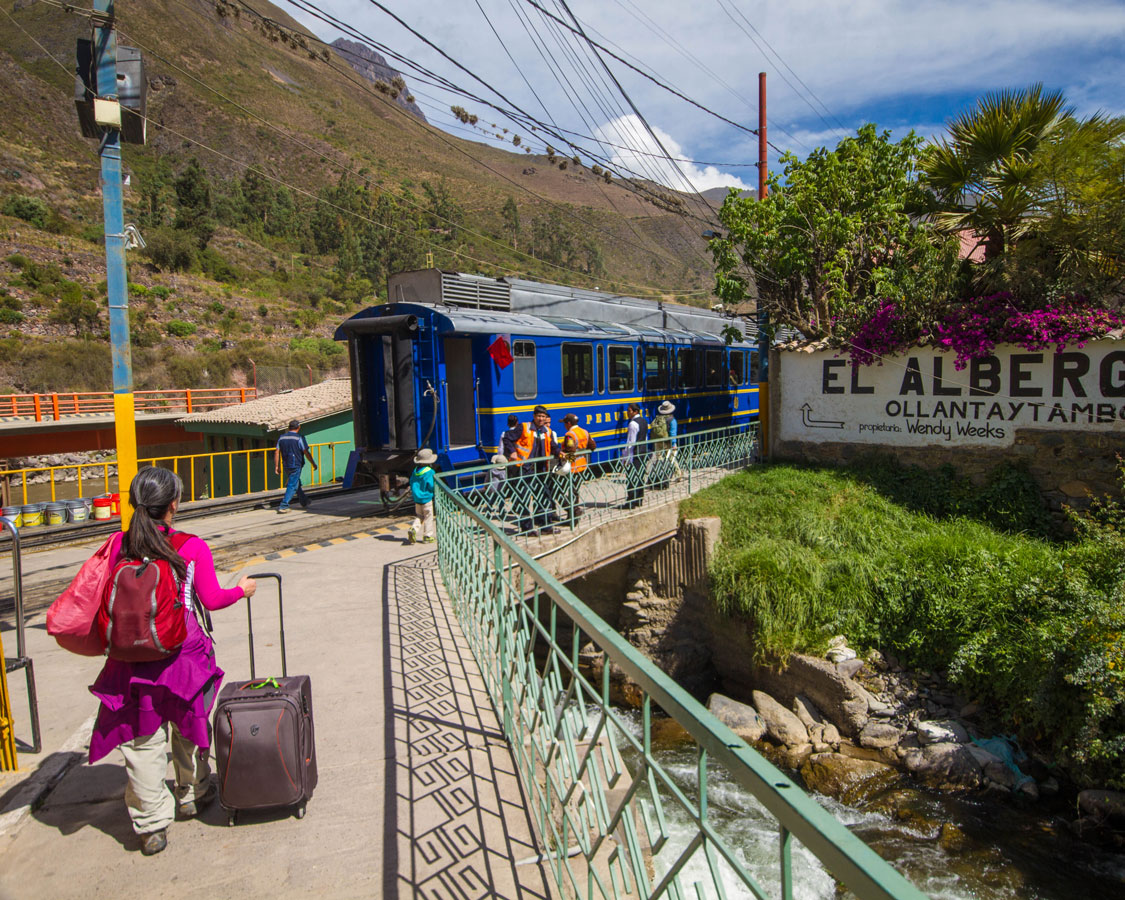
left=118, top=723, right=210, bottom=834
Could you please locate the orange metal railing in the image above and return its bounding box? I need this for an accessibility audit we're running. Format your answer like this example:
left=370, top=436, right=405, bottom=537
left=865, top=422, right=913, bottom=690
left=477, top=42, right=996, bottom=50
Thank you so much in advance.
left=0, top=387, right=257, bottom=422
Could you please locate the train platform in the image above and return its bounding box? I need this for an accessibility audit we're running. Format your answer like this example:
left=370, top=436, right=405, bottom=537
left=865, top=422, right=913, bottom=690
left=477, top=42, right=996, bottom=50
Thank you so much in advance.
left=0, top=491, right=553, bottom=899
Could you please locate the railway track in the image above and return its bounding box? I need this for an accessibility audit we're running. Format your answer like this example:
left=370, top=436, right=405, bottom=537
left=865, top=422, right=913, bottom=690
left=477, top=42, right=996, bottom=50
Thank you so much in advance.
left=0, top=486, right=413, bottom=615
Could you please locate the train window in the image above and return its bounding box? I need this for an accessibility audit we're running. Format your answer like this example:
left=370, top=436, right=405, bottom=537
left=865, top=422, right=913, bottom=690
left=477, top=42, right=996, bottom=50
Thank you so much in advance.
left=749, top=350, right=760, bottom=383
left=645, top=347, right=668, bottom=391
left=597, top=345, right=605, bottom=394
left=513, top=340, right=537, bottom=399
left=677, top=347, right=697, bottom=388
left=608, top=345, right=633, bottom=393
left=706, top=349, right=724, bottom=386
left=729, top=350, right=745, bottom=386
left=562, top=343, right=594, bottom=395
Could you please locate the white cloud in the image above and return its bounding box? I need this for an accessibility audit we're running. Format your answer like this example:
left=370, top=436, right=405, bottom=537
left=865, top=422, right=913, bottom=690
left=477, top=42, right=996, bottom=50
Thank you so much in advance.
left=294, top=1, right=1125, bottom=171
left=593, top=115, right=752, bottom=192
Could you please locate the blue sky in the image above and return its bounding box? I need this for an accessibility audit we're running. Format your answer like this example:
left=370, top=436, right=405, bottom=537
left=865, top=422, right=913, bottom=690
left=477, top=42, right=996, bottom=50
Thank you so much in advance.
left=285, top=0, right=1125, bottom=193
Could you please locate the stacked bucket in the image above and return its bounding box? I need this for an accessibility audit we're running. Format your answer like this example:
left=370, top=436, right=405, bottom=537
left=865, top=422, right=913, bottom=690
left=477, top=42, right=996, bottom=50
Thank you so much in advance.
left=1, top=494, right=117, bottom=529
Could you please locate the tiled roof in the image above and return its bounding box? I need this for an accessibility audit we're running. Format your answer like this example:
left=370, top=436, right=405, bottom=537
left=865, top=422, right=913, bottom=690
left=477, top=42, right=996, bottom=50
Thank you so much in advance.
left=178, top=379, right=352, bottom=431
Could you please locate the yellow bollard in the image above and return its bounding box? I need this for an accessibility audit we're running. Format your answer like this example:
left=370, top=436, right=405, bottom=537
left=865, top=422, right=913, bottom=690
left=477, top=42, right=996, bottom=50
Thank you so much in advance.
left=0, top=628, right=17, bottom=771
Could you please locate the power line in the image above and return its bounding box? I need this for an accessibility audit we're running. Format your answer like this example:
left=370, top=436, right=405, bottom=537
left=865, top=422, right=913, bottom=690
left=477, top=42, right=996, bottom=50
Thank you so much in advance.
left=722, top=0, right=850, bottom=136
left=714, top=0, right=848, bottom=142
left=274, top=0, right=722, bottom=223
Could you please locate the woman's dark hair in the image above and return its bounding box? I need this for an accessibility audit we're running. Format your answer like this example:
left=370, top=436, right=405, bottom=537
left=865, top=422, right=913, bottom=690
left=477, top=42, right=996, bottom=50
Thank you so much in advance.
left=122, top=466, right=187, bottom=580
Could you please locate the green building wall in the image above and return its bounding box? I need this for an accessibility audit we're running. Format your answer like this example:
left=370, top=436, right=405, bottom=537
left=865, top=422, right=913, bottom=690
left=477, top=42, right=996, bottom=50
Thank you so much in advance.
left=189, top=411, right=354, bottom=500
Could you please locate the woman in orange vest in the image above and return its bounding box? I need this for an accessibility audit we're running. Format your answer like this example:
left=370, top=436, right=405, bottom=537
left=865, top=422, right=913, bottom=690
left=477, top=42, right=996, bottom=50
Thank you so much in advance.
left=560, top=413, right=597, bottom=523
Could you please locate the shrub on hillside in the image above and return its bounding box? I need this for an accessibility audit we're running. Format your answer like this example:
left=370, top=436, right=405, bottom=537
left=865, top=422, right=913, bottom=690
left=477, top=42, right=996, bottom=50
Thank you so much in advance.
left=166, top=319, right=196, bottom=337
left=142, top=226, right=196, bottom=271
left=2, top=194, right=49, bottom=229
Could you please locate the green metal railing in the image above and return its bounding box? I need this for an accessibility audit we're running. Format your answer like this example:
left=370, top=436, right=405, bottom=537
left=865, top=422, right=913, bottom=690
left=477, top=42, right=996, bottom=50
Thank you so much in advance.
left=434, top=441, right=927, bottom=898
left=439, top=424, right=761, bottom=548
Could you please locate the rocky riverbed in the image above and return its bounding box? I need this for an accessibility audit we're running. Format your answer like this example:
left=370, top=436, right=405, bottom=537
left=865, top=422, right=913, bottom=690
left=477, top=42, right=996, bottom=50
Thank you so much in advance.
left=700, top=636, right=1125, bottom=854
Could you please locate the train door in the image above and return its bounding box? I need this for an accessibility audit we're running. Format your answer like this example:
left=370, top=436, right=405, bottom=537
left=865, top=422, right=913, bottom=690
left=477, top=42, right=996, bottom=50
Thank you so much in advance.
left=381, top=333, right=417, bottom=450
left=443, top=336, right=476, bottom=447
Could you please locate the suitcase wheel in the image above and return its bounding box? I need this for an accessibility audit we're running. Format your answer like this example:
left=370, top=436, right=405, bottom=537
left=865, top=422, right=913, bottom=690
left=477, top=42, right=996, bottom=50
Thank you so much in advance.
left=296, top=804, right=306, bottom=820
left=228, top=812, right=237, bottom=827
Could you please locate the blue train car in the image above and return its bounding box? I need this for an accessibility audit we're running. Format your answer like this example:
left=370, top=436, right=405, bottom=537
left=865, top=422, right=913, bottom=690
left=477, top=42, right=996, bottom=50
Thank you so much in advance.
left=334, top=270, right=758, bottom=479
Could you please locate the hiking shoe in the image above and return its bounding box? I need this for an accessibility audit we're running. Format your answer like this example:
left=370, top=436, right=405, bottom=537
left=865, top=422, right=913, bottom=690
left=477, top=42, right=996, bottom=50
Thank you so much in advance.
left=277, top=507, right=290, bottom=514
left=407, top=527, right=417, bottom=544
left=178, top=783, right=216, bottom=819
left=140, top=828, right=168, bottom=856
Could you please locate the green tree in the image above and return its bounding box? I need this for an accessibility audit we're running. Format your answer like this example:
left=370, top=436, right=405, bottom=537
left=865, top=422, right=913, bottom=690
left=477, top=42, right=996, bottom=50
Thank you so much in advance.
left=531, top=209, right=576, bottom=268
left=173, top=158, right=215, bottom=249
left=133, top=156, right=175, bottom=228
left=50, top=282, right=100, bottom=336
left=711, top=124, right=959, bottom=339
left=501, top=196, right=520, bottom=250
left=921, top=85, right=1125, bottom=299
left=421, top=178, right=463, bottom=241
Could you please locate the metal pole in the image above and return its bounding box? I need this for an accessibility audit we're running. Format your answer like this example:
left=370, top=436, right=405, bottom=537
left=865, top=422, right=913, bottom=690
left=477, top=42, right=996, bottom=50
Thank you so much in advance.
left=757, top=72, right=770, bottom=457
left=94, top=0, right=138, bottom=530
left=758, top=72, right=768, bottom=200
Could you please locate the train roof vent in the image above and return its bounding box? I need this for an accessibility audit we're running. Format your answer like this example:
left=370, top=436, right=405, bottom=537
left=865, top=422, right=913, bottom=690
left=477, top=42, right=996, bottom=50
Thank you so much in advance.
left=440, top=272, right=511, bottom=311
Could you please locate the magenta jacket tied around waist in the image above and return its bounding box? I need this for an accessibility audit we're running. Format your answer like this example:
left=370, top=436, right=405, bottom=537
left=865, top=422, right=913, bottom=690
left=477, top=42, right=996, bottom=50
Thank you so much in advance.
left=88, top=531, right=244, bottom=763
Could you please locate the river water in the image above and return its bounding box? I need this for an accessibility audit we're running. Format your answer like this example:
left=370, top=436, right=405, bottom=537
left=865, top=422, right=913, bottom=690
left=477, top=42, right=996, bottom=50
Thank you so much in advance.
left=619, top=715, right=1125, bottom=899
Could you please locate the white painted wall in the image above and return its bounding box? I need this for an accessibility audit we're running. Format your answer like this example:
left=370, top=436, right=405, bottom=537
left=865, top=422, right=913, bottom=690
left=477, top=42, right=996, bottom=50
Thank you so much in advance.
left=776, top=342, right=1125, bottom=448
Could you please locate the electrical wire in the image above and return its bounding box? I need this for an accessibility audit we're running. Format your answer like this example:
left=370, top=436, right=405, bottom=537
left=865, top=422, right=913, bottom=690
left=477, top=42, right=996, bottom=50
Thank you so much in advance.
left=271, top=0, right=724, bottom=229
left=182, top=0, right=721, bottom=290
left=720, top=0, right=850, bottom=137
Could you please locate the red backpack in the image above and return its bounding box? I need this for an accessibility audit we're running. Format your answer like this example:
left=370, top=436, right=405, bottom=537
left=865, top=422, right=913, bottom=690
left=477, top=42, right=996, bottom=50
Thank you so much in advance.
left=96, top=532, right=194, bottom=662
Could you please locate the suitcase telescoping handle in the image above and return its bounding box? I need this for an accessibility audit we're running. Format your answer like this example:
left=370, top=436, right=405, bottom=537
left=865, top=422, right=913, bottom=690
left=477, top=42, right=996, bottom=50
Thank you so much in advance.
left=244, top=572, right=286, bottom=680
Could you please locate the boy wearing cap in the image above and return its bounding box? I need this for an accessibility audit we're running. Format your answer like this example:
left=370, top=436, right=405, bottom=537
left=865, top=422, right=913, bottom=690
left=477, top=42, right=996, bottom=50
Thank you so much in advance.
left=275, top=419, right=317, bottom=513
left=408, top=449, right=438, bottom=544
left=486, top=453, right=510, bottom=522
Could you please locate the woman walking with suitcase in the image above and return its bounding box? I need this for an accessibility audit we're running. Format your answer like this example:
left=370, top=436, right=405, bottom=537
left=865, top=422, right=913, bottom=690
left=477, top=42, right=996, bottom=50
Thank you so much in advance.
left=87, top=467, right=257, bottom=856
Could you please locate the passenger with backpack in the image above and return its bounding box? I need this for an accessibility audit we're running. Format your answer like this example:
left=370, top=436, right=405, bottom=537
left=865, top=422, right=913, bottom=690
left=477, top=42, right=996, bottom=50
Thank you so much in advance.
left=87, top=467, right=257, bottom=856
left=649, top=401, right=678, bottom=491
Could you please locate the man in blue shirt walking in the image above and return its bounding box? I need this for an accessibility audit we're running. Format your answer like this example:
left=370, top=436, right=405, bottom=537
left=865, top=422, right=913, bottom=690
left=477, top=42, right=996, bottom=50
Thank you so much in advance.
left=274, top=419, right=317, bottom=513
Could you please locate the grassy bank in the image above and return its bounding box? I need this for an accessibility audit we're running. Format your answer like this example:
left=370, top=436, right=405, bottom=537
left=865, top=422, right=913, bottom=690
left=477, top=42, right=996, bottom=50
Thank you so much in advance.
left=681, top=461, right=1125, bottom=788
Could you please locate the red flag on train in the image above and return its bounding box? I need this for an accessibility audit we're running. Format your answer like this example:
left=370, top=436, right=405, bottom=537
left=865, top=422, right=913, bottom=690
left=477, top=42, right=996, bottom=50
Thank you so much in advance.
left=488, top=334, right=513, bottom=369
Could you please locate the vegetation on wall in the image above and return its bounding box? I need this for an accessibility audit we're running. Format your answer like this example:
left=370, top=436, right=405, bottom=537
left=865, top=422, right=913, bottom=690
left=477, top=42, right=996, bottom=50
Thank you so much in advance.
left=681, top=459, right=1125, bottom=788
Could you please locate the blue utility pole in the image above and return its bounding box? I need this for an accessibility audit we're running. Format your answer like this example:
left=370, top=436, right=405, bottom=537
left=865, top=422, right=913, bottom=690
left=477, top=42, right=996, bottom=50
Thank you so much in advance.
left=93, top=0, right=138, bottom=527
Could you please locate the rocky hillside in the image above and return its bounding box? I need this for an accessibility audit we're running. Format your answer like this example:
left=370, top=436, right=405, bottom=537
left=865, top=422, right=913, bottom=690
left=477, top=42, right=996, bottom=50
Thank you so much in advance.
left=0, top=0, right=724, bottom=392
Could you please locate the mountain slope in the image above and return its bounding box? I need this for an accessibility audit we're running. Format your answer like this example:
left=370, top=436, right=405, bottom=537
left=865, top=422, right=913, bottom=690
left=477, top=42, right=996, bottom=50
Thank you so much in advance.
left=0, top=0, right=733, bottom=392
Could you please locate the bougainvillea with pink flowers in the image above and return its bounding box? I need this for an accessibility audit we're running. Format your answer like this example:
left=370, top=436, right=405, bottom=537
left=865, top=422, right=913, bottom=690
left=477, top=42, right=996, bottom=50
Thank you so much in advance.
left=848, top=294, right=1124, bottom=368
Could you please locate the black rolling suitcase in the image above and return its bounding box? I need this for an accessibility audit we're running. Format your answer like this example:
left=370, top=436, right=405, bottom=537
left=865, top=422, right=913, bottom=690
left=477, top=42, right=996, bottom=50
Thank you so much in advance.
left=212, top=573, right=317, bottom=825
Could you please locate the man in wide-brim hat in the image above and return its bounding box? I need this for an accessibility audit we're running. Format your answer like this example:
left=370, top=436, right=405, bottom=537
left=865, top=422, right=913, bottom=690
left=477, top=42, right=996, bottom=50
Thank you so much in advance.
left=650, top=401, right=678, bottom=491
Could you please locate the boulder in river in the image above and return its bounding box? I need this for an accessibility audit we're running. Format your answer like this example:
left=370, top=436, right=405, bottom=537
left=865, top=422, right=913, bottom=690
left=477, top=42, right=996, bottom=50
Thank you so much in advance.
left=903, top=741, right=983, bottom=792
left=1077, top=790, right=1125, bottom=827
left=859, top=721, right=904, bottom=749
left=707, top=693, right=766, bottom=744
left=752, top=690, right=808, bottom=746
left=799, top=752, right=899, bottom=804
left=915, top=719, right=969, bottom=745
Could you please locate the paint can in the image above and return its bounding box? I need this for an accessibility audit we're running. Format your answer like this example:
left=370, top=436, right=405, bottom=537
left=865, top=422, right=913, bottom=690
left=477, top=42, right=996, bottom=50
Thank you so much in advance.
left=44, top=502, right=67, bottom=526
left=20, top=503, right=44, bottom=527
left=92, top=496, right=113, bottom=521
left=1, top=506, right=20, bottom=527
left=66, top=499, right=89, bottom=523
